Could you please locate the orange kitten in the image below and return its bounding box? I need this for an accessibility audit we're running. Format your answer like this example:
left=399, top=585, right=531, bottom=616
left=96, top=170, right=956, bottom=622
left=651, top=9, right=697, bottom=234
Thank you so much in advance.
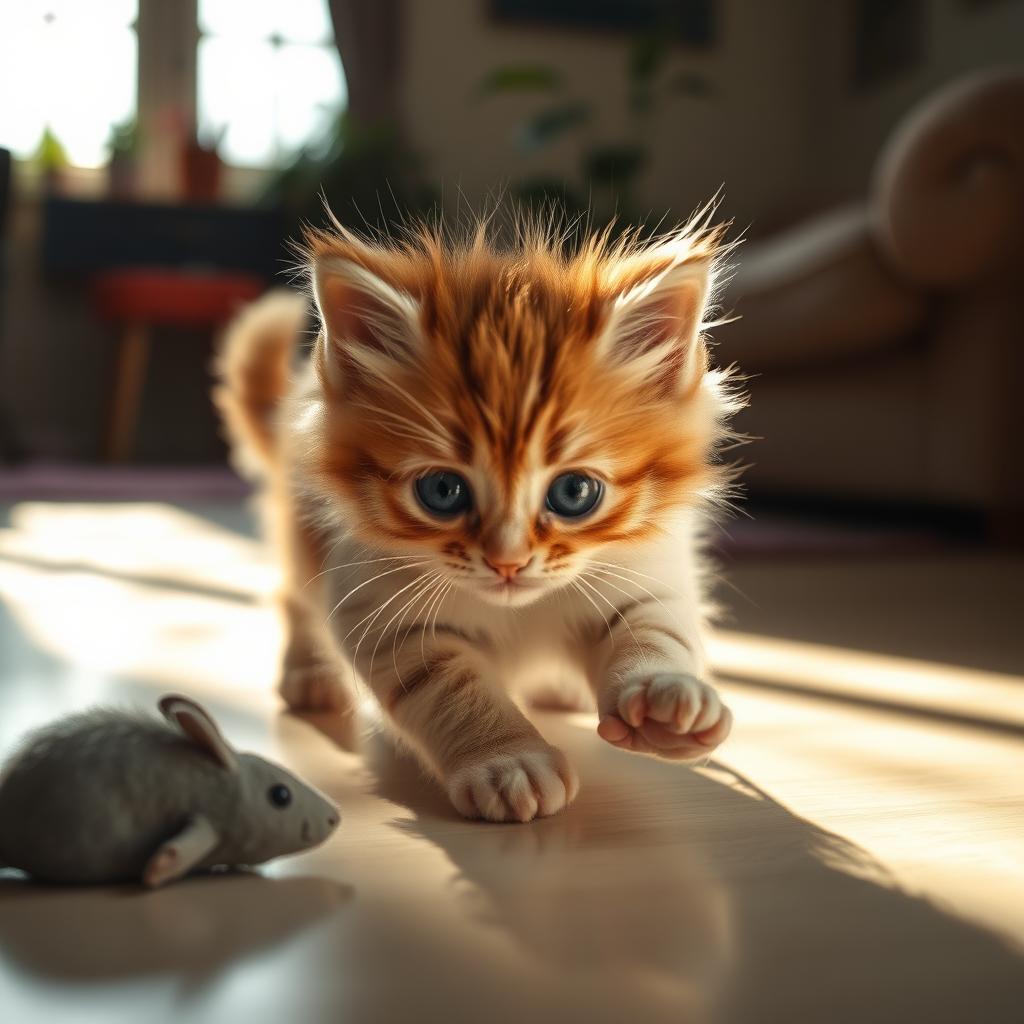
left=215, top=211, right=743, bottom=822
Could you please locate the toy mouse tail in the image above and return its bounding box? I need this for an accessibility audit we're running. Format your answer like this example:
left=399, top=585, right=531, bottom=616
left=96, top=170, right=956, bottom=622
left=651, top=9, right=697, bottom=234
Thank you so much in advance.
left=212, top=289, right=308, bottom=480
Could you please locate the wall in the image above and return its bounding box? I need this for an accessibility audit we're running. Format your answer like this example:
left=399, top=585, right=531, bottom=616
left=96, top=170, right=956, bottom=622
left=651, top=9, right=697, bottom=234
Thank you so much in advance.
left=402, top=0, right=820, bottom=234
left=808, top=0, right=1024, bottom=196
left=402, top=0, right=1024, bottom=229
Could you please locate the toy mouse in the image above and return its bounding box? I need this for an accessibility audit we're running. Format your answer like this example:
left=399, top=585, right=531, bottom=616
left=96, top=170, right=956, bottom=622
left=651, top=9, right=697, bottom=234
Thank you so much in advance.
left=0, top=695, right=340, bottom=887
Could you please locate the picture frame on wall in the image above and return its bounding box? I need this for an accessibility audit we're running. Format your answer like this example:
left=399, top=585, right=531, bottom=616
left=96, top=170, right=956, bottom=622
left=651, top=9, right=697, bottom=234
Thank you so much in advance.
left=853, top=0, right=927, bottom=89
left=489, top=0, right=716, bottom=48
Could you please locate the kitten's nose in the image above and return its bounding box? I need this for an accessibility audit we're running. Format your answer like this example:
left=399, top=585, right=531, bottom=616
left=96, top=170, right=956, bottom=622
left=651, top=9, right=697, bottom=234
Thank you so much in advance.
left=484, top=555, right=531, bottom=581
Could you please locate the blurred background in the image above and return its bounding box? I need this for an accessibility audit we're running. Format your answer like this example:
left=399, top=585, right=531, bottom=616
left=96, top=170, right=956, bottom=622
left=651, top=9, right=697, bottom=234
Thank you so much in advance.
left=0, top=0, right=1022, bottom=542
left=1, top=7, right=1023, bottom=1019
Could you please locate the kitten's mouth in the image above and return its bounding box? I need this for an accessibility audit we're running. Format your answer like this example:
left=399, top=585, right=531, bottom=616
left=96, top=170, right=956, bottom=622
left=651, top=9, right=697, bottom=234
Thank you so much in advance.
left=487, top=578, right=540, bottom=592
left=477, top=577, right=546, bottom=605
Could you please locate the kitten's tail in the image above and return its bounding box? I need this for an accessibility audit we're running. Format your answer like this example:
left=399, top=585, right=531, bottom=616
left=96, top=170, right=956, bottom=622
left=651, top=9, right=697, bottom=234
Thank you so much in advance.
left=213, top=289, right=307, bottom=478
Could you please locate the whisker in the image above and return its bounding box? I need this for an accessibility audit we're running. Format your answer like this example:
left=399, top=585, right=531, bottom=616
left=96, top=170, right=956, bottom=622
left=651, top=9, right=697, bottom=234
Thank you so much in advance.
left=350, top=403, right=448, bottom=450
left=427, top=580, right=455, bottom=661
left=570, top=578, right=614, bottom=645
left=346, top=565, right=434, bottom=643
left=325, top=561, right=430, bottom=626
left=308, top=555, right=429, bottom=588
left=585, top=565, right=674, bottom=615
left=348, top=570, right=436, bottom=668
left=380, top=377, right=450, bottom=439
left=577, top=574, right=639, bottom=646
left=399, top=575, right=443, bottom=651
left=588, top=559, right=684, bottom=598
left=394, top=574, right=446, bottom=679
left=419, top=576, right=447, bottom=646
left=369, top=571, right=443, bottom=684
left=412, top=576, right=454, bottom=671
left=316, top=533, right=350, bottom=574
left=351, top=400, right=440, bottom=439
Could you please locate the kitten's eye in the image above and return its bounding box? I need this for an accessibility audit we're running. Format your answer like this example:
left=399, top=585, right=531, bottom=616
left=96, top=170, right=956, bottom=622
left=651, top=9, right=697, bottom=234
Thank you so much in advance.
left=415, top=471, right=472, bottom=517
left=268, top=784, right=292, bottom=809
left=546, top=473, right=603, bottom=518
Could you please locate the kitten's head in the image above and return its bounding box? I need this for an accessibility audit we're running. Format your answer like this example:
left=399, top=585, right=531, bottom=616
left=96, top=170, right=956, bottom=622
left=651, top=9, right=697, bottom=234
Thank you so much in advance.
left=299, top=214, right=741, bottom=608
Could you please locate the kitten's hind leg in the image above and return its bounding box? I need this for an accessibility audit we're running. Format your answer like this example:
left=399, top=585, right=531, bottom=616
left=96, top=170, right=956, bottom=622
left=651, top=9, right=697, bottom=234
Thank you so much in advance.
left=279, top=597, right=355, bottom=713
left=274, top=491, right=355, bottom=714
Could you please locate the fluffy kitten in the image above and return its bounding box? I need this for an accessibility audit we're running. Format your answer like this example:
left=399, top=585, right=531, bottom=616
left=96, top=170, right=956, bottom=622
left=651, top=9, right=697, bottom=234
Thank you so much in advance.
left=215, top=212, right=742, bottom=823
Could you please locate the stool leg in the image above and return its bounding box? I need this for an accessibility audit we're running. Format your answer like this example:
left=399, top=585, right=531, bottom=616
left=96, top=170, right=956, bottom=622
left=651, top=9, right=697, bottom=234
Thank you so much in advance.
left=106, top=322, right=150, bottom=462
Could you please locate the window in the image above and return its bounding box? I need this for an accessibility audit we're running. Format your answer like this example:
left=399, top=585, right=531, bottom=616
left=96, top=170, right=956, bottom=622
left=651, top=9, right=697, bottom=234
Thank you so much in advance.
left=0, top=0, right=138, bottom=168
left=197, top=0, right=347, bottom=168
left=0, top=0, right=345, bottom=173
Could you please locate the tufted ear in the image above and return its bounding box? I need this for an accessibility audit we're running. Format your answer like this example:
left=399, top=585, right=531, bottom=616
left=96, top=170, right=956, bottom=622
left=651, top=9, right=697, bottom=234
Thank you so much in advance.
left=312, top=256, right=423, bottom=389
left=159, top=695, right=239, bottom=773
left=598, top=255, right=713, bottom=396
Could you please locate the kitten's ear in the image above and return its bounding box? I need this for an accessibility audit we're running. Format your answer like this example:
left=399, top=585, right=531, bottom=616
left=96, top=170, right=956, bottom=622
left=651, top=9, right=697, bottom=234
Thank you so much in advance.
left=599, top=256, right=713, bottom=396
left=312, top=256, right=423, bottom=388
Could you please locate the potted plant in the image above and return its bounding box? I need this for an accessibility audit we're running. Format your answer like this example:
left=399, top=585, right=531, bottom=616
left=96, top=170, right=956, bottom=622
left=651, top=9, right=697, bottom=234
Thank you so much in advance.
left=106, top=118, right=139, bottom=199
left=479, top=33, right=712, bottom=231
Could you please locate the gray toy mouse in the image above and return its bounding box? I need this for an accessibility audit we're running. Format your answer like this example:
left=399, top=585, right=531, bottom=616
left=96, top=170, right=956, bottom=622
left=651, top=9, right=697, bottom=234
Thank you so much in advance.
left=0, top=694, right=340, bottom=887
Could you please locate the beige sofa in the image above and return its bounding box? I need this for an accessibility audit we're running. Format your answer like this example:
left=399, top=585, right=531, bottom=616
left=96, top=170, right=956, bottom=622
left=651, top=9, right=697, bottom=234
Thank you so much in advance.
left=718, top=71, right=1024, bottom=535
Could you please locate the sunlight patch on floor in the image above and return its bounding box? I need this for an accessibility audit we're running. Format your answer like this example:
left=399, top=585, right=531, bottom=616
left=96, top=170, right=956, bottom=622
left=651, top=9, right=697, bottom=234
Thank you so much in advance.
left=710, top=629, right=1024, bottom=727
left=0, top=501, right=275, bottom=598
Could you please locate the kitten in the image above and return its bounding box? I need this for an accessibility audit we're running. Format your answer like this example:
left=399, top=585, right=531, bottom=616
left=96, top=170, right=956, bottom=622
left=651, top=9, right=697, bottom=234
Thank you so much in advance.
left=215, top=211, right=743, bottom=823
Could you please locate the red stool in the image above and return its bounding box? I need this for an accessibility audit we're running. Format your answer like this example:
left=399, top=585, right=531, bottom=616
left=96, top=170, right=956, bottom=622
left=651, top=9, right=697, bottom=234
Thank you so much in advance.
left=91, top=269, right=265, bottom=461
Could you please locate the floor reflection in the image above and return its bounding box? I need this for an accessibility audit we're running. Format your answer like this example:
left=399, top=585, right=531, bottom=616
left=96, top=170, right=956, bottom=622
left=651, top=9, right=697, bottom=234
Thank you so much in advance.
left=0, top=872, right=351, bottom=983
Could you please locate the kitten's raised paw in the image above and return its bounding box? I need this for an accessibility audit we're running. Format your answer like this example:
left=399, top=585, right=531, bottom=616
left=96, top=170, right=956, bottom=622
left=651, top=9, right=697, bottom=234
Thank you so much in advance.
left=279, top=663, right=352, bottom=713
left=447, top=746, right=579, bottom=823
left=598, top=673, right=731, bottom=760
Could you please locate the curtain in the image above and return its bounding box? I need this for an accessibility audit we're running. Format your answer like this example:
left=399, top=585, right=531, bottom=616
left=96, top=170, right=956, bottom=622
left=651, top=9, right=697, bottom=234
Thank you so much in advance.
left=327, top=0, right=407, bottom=133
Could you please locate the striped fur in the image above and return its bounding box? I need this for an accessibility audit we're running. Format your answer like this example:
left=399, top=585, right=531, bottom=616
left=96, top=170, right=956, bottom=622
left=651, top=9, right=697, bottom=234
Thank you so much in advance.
left=216, top=208, right=745, bottom=822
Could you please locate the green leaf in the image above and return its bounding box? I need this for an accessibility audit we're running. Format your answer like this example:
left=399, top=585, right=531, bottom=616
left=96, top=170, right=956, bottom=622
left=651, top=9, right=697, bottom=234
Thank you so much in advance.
left=583, top=145, right=646, bottom=187
left=33, top=126, right=69, bottom=170
left=669, top=71, right=713, bottom=97
left=628, top=33, right=669, bottom=84
left=478, top=64, right=562, bottom=95
left=518, top=101, right=590, bottom=151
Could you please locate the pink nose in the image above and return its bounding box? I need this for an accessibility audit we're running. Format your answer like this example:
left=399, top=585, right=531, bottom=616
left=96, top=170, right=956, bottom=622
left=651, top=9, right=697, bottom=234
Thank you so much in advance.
left=484, top=556, right=530, bottom=581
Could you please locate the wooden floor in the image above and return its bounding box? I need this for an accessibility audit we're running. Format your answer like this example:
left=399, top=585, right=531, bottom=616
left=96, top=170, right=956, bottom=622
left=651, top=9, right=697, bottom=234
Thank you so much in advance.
left=1, top=500, right=1022, bottom=1024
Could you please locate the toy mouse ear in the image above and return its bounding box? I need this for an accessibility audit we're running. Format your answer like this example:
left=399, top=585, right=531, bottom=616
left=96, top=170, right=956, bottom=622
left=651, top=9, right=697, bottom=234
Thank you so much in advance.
left=159, top=695, right=239, bottom=773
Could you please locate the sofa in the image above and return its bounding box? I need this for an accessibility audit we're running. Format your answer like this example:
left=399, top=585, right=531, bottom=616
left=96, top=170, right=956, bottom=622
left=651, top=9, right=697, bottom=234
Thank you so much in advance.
left=717, top=71, right=1024, bottom=536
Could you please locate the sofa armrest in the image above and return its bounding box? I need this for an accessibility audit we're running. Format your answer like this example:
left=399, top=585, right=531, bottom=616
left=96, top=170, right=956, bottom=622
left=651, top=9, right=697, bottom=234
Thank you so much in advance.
left=718, top=205, right=925, bottom=372
left=871, top=70, right=1024, bottom=288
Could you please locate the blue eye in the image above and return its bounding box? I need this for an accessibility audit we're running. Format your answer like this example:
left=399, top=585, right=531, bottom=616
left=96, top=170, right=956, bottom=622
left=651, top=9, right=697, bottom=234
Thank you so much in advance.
left=546, top=473, right=603, bottom=518
left=415, top=471, right=471, bottom=517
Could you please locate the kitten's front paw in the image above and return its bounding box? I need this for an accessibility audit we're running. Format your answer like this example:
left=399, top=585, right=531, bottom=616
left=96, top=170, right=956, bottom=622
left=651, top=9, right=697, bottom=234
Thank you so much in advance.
left=279, top=663, right=352, bottom=713
left=598, top=673, right=731, bottom=760
left=447, top=745, right=579, bottom=823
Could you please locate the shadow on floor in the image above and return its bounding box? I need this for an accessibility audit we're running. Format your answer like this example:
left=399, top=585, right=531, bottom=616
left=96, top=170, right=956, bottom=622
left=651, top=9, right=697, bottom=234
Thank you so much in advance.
left=358, top=714, right=1024, bottom=1024
left=0, top=549, right=259, bottom=605
left=0, top=871, right=350, bottom=988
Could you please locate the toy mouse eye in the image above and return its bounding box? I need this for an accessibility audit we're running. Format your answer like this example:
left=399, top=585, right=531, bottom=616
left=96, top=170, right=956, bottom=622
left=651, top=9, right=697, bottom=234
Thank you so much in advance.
left=268, top=783, right=292, bottom=808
